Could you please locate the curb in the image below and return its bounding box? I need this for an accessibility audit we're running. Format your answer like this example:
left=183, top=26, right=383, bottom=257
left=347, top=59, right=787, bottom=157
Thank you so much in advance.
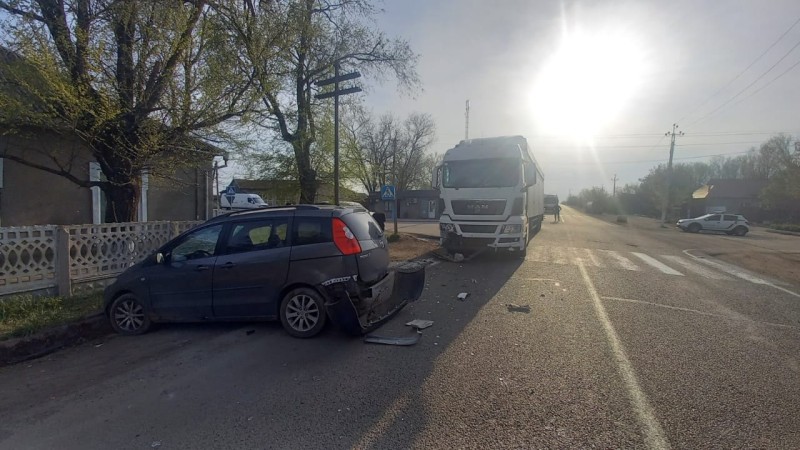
left=765, top=229, right=800, bottom=237
left=0, top=312, right=111, bottom=367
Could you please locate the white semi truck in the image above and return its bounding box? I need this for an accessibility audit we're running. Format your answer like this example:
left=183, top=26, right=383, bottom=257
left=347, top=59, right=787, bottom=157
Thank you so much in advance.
left=433, top=135, right=544, bottom=257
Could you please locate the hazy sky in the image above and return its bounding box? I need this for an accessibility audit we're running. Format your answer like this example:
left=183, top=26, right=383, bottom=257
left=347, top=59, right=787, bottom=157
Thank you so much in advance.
left=355, top=0, right=800, bottom=199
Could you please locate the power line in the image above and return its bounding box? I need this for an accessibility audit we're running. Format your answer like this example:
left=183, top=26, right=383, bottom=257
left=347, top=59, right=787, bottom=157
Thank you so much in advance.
left=539, top=140, right=763, bottom=150
left=676, top=15, right=800, bottom=125
left=532, top=131, right=794, bottom=140
left=545, top=150, right=751, bottom=166
left=728, top=57, right=800, bottom=107
left=688, top=34, right=800, bottom=127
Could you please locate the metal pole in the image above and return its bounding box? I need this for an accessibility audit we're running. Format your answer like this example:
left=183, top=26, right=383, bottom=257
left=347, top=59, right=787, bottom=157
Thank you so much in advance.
left=392, top=137, right=398, bottom=235
left=334, top=63, right=340, bottom=206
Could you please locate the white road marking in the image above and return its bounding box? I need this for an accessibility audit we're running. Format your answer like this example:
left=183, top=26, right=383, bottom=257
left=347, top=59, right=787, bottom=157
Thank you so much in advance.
left=601, top=250, right=641, bottom=271
left=631, top=253, right=684, bottom=276
left=602, top=296, right=800, bottom=330
left=577, top=263, right=671, bottom=450
left=582, top=248, right=602, bottom=267
left=683, top=249, right=800, bottom=299
left=659, top=255, right=731, bottom=280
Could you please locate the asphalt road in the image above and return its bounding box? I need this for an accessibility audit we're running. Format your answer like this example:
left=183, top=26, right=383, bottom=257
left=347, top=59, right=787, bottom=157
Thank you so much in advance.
left=1, top=207, right=799, bottom=449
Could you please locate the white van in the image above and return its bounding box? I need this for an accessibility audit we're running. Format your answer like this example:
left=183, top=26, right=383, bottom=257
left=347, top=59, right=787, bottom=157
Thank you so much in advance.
left=220, top=193, right=269, bottom=209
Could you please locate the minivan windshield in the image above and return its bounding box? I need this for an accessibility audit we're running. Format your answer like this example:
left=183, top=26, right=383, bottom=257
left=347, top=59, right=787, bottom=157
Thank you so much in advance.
left=443, top=159, right=519, bottom=188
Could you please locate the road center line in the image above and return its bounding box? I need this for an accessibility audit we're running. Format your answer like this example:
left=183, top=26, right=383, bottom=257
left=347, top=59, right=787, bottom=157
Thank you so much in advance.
left=683, top=249, right=800, bottom=299
left=577, top=263, right=671, bottom=450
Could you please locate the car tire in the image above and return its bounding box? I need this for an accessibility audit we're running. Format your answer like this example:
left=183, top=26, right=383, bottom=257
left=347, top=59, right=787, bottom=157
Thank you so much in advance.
left=688, top=223, right=701, bottom=233
left=733, top=226, right=748, bottom=236
left=280, top=287, right=327, bottom=338
left=108, top=293, right=152, bottom=335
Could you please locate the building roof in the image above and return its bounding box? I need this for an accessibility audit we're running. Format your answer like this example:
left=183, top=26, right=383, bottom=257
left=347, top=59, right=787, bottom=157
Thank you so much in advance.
left=692, top=179, right=767, bottom=200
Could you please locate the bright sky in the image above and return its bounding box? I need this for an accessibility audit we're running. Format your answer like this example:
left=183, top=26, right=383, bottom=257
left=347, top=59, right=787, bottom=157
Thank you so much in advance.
left=359, top=0, right=800, bottom=199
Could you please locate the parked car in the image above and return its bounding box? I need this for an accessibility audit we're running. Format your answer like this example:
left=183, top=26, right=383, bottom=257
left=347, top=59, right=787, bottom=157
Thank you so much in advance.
left=676, top=213, right=750, bottom=236
left=104, top=205, right=425, bottom=338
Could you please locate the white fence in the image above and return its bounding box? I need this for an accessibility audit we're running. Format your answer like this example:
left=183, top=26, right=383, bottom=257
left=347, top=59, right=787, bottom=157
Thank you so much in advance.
left=0, top=221, right=201, bottom=298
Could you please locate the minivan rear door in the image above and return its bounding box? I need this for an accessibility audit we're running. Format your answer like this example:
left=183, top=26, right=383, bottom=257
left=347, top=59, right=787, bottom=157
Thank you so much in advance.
left=341, top=212, right=389, bottom=284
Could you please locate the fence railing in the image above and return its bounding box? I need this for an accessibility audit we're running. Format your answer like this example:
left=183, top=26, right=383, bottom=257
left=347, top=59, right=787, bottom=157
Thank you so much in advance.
left=0, top=221, right=201, bottom=298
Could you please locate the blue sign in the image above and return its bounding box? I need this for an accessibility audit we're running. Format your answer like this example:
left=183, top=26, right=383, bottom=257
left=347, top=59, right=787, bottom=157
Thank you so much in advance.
left=381, top=185, right=396, bottom=201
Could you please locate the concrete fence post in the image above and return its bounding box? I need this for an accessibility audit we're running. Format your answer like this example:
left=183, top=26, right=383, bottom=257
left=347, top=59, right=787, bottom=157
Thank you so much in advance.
left=169, top=222, right=181, bottom=240
left=56, top=227, right=72, bottom=297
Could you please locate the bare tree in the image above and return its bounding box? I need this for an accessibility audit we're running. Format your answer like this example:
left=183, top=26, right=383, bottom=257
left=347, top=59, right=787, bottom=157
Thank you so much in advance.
left=224, top=0, right=419, bottom=204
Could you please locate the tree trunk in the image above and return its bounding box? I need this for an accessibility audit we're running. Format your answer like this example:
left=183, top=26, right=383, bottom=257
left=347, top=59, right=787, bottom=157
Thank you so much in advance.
left=293, top=139, right=317, bottom=204
left=103, top=180, right=140, bottom=223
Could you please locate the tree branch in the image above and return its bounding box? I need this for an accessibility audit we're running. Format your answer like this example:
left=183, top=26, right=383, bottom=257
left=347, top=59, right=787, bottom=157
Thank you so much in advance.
left=0, top=1, right=45, bottom=21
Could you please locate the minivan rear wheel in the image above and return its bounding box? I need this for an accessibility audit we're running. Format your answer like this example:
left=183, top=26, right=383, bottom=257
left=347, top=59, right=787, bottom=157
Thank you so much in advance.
left=280, top=287, right=327, bottom=338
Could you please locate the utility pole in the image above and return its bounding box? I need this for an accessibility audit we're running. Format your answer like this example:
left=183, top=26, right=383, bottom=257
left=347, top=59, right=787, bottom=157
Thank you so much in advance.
left=315, top=64, right=362, bottom=205
left=465, top=100, right=470, bottom=140
left=392, top=136, right=398, bottom=236
left=660, top=123, right=684, bottom=225
left=611, top=174, right=618, bottom=197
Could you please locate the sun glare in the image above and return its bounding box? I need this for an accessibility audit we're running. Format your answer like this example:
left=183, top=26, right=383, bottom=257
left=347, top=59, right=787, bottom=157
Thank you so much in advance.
left=531, top=29, right=647, bottom=140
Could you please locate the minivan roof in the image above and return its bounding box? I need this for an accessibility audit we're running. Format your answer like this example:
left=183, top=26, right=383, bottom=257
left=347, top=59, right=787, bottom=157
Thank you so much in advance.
left=207, top=204, right=366, bottom=222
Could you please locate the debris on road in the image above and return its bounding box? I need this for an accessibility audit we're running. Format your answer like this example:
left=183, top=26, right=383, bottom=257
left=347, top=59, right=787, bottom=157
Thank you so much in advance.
left=506, top=304, right=531, bottom=314
left=457, top=292, right=469, bottom=301
left=364, top=333, right=421, bottom=346
left=405, top=319, right=434, bottom=330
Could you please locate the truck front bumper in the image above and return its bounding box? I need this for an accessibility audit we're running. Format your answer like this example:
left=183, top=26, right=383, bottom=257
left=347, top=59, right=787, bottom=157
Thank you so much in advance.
left=439, top=216, right=527, bottom=252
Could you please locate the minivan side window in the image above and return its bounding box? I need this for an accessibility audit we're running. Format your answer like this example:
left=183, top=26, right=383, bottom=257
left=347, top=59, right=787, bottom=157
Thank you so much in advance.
left=225, top=219, right=288, bottom=254
left=293, top=217, right=332, bottom=246
left=170, top=225, right=223, bottom=262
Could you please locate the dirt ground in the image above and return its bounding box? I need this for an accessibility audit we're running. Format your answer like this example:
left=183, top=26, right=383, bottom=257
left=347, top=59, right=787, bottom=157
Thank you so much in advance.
left=388, top=234, right=439, bottom=262
left=713, top=251, right=800, bottom=286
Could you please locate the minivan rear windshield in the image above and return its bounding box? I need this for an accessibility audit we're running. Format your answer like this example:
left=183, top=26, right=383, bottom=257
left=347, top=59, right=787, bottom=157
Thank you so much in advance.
left=342, top=212, right=384, bottom=241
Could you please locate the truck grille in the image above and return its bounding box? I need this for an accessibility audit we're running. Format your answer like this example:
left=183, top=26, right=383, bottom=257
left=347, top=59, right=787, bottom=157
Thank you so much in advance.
left=459, top=224, right=497, bottom=234
left=451, top=200, right=506, bottom=215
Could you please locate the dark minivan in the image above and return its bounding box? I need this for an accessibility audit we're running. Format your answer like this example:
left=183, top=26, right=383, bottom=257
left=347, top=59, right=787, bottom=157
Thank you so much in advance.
left=104, top=205, right=425, bottom=338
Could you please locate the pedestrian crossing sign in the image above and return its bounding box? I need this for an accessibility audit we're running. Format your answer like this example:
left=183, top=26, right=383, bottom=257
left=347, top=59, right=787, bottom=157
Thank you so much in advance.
left=381, top=185, right=395, bottom=200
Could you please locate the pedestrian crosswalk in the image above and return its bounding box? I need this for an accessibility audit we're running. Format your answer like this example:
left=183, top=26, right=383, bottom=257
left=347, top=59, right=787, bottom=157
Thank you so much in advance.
left=525, top=246, right=737, bottom=281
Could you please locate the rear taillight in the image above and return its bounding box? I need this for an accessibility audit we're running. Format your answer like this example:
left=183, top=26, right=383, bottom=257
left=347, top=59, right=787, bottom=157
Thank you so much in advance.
left=332, top=218, right=362, bottom=255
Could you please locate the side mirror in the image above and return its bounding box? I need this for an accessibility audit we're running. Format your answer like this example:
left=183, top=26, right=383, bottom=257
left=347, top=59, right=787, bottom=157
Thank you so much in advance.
left=432, top=165, right=442, bottom=188
left=156, top=252, right=165, bottom=264
left=524, top=163, right=536, bottom=187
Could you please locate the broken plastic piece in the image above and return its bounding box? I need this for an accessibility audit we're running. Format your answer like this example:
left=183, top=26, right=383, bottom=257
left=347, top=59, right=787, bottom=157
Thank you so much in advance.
left=405, top=319, right=434, bottom=330
left=457, top=292, right=469, bottom=300
left=506, top=303, right=531, bottom=313
left=364, top=333, right=421, bottom=346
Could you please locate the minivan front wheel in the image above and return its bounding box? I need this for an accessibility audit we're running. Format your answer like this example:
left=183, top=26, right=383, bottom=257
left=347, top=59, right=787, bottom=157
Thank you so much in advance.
left=109, top=293, right=151, bottom=335
left=280, top=288, right=327, bottom=338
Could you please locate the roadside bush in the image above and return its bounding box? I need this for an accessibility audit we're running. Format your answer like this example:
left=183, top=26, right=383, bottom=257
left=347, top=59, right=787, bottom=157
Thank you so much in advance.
left=387, top=234, right=401, bottom=243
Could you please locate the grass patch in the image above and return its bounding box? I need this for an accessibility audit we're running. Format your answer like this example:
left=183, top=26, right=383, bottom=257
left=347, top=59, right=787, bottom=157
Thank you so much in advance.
left=387, top=233, right=401, bottom=243
left=770, top=223, right=800, bottom=233
left=0, top=292, right=104, bottom=341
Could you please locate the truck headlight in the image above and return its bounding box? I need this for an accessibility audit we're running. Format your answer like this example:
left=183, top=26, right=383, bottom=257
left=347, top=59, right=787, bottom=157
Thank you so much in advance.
left=501, top=224, right=522, bottom=234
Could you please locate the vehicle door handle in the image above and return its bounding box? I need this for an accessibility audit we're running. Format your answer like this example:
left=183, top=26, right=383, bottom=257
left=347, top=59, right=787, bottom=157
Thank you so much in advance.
left=220, top=262, right=236, bottom=269
left=195, top=265, right=211, bottom=271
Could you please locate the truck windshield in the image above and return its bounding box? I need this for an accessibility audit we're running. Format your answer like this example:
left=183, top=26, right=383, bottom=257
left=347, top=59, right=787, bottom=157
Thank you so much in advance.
left=443, top=159, right=519, bottom=188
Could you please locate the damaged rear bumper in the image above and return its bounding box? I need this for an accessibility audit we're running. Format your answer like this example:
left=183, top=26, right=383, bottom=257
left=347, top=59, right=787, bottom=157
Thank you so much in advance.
left=321, top=262, right=426, bottom=335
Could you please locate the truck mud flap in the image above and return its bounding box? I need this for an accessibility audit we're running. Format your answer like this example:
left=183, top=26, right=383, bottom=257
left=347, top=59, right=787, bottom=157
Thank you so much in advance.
left=322, top=262, right=426, bottom=336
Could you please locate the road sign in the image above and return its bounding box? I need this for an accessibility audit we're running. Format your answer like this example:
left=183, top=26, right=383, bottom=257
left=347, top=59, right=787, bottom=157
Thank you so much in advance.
left=381, top=185, right=395, bottom=201
left=225, top=186, right=236, bottom=205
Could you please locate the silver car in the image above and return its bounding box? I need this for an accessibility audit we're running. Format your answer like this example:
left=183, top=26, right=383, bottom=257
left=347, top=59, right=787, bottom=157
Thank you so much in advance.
left=676, top=213, right=750, bottom=236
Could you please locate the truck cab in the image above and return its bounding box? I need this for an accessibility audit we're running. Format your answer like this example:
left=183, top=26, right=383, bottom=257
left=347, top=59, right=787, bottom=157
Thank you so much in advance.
left=433, top=136, right=544, bottom=257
